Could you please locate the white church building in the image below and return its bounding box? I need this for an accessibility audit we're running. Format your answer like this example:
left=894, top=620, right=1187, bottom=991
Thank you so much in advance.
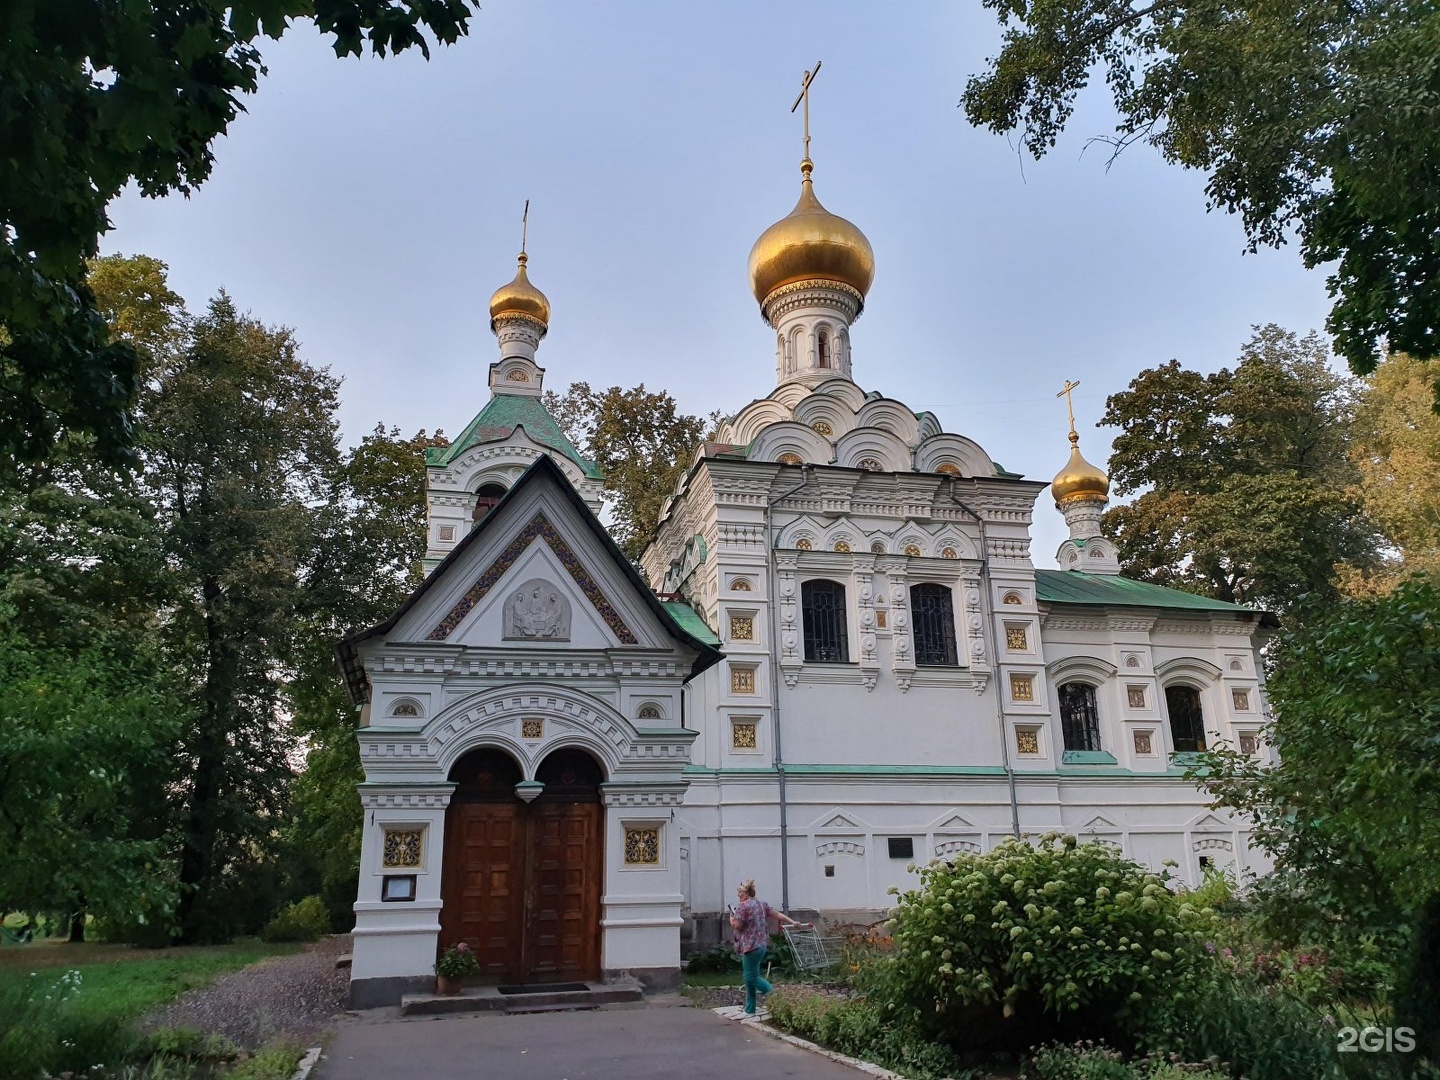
left=338, top=141, right=1276, bottom=1007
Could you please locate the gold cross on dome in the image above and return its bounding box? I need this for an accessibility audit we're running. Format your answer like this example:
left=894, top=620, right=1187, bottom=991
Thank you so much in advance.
left=791, top=61, right=823, bottom=165
left=1056, top=379, right=1081, bottom=438
left=520, top=199, right=530, bottom=255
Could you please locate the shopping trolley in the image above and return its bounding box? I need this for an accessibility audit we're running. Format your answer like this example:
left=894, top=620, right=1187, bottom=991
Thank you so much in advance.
left=781, top=922, right=844, bottom=973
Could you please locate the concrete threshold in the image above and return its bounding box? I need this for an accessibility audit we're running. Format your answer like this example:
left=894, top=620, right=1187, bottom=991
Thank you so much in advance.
left=400, top=980, right=644, bottom=1017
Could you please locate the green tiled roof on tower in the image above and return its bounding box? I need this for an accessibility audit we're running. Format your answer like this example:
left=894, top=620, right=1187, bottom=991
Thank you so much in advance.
left=426, top=393, right=602, bottom=478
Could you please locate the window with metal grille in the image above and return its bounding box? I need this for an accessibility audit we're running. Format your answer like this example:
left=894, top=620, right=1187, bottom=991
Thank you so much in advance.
left=1058, top=682, right=1102, bottom=751
left=910, top=583, right=958, bottom=666
left=1165, top=685, right=1207, bottom=752
left=801, top=579, right=849, bottom=663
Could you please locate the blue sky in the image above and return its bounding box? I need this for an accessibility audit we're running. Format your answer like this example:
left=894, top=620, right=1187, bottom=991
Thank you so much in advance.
left=105, top=0, right=1333, bottom=562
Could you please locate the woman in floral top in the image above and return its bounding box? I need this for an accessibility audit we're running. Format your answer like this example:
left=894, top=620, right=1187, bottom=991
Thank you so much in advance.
left=729, top=878, right=806, bottom=1014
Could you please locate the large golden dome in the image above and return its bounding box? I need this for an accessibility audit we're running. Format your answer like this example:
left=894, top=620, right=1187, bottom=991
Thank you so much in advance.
left=748, top=160, right=874, bottom=306
left=489, top=253, right=550, bottom=329
left=1052, top=432, right=1110, bottom=505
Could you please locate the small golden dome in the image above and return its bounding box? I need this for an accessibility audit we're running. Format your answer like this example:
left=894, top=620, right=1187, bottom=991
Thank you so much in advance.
left=748, top=160, right=874, bottom=306
left=489, top=253, right=550, bottom=329
left=1052, top=432, right=1110, bottom=505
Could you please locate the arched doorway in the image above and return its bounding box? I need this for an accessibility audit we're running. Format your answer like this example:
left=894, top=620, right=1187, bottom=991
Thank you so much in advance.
left=439, top=747, right=604, bottom=985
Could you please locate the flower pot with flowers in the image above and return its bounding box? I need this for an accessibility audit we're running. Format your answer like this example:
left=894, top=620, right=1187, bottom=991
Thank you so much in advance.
left=435, top=942, right=479, bottom=995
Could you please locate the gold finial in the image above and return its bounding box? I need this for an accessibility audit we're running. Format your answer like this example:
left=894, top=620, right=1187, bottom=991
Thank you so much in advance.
left=519, top=199, right=530, bottom=262
left=1056, top=379, right=1081, bottom=445
left=790, top=61, right=823, bottom=176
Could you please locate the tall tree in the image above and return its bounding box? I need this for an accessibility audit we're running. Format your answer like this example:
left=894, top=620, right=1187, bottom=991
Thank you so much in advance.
left=286, top=423, right=447, bottom=924
left=1, top=0, right=475, bottom=468
left=143, top=293, right=343, bottom=942
left=1343, top=353, right=1440, bottom=593
left=962, top=0, right=1440, bottom=379
left=1100, top=325, right=1380, bottom=612
left=545, top=382, right=715, bottom=561
left=1201, top=578, right=1440, bottom=1062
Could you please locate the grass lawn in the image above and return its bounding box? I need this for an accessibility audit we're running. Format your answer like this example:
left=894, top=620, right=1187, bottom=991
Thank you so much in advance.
left=0, top=938, right=302, bottom=1024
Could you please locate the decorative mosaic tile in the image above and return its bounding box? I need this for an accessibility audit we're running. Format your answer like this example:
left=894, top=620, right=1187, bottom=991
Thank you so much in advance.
left=439, top=525, right=455, bottom=542
left=904, top=544, right=921, bottom=556
left=730, top=615, right=754, bottom=641
left=624, top=827, right=660, bottom=864
left=812, top=421, right=833, bottom=436
left=875, top=610, right=887, bottom=629
left=1232, top=688, right=1250, bottom=711
left=856, top=458, right=883, bottom=472
left=1015, top=729, right=1040, bottom=755
left=731, top=579, right=752, bottom=591
left=637, top=705, right=661, bottom=720
left=521, top=718, right=543, bottom=740
left=936, top=463, right=961, bottom=476
left=941, top=547, right=958, bottom=559
left=506, top=369, right=530, bottom=381
left=427, top=513, right=637, bottom=644
left=1239, top=733, right=1259, bottom=756
left=795, top=539, right=812, bottom=550
left=383, top=829, right=423, bottom=868
left=833, top=540, right=851, bottom=553
left=732, top=721, right=758, bottom=749
left=731, top=666, right=756, bottom=694
left=778, top=452, right=803, bottom=465
left=1133, top=730, right=1153, bottom=755
left=1127, top=685, right=1146, bottom=708
left=391, top=701, right=420, bottom=717
left=1009, top=673, right=1034, bottom=702
left=1002, top=592, right=1023, bottom=605
left=1005, top=627, right=1027, bottom=651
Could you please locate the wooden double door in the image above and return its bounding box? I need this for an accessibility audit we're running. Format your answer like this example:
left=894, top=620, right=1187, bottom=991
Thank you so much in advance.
left=439, top=748, right=603, bottom=985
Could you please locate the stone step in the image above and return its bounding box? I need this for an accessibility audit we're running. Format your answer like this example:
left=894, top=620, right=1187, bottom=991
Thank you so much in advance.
left=400, top=981, right=643, bottom=1017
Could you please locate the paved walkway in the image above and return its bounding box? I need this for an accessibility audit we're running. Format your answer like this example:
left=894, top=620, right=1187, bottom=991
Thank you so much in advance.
left=313, top=998, right=869, bottom=1080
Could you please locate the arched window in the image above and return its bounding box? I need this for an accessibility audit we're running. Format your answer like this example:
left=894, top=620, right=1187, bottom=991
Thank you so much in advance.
left=910, top=583, right=958, bottom=666
left=1165, top=685, right=1207, bottom=752
left=1058, top=682, right=1102, bottom=751
left=817, top=328, right=831, bottom=368
left=473, top=482, right=507, bottom=522
left=801, top=579, right=849, bottom=663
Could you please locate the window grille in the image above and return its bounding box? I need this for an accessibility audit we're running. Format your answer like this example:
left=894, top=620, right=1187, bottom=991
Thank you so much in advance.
left=910, top=583, right=958, bottom=666
left=801, top=580, right=849, bottom=663
left=1165, top=685, right=1207, bottom=752
left=1058, top=682, right=1102, bottom=752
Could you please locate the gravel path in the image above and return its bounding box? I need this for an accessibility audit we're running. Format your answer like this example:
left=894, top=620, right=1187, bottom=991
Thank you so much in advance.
left=144, top=935, right=352, bottom=1051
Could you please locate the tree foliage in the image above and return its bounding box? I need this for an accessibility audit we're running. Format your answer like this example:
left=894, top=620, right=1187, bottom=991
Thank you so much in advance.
left=962, top=0, right=1440, bottom=378
left=1343, top=353, right=1440, bottom=593
left=0, top=0, right=475, bottom=468
left=544, top=382, right=715, bottom=560
left=1200, top=577, right=1440, bottom=1058
left=0, top=636, right=181, bottom=932
left=1100, top=325, right=1379, bottom=612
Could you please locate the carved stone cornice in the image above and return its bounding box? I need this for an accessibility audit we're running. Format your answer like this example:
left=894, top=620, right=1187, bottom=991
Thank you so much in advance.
left=760, top=280, right=863, bottom=326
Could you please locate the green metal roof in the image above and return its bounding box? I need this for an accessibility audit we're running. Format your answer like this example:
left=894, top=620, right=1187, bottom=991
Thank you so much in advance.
left=1034, top=569, right=1264, bottom=618
left=661, top=601, right=720, bottom=646
left=426, top=392, right=601, bottom=478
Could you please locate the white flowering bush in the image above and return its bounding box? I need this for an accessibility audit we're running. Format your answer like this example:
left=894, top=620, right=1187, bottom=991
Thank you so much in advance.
left=877, top=834, right=1221, bottom=1052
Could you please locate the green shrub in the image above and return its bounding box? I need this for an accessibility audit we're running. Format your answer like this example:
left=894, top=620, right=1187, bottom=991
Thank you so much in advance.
left=1024, top=1042, right=1235, bottom=1080
left=879, top=834, right=1221, bottom=1053
left=684, top=942, right=740, bottom=974
left=766, top=985, right=981, bottom=1080
left=1168, top=979, right=1339, bottom=1080
left=259, top=895, right=330, bottom=943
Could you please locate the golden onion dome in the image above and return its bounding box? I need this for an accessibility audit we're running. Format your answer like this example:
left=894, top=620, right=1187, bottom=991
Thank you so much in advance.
left=1052, top=432, right=1111, bottom=505
left=489, top=253, right=550, bottom=329
left=748, top=159, right=874, bottom=306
